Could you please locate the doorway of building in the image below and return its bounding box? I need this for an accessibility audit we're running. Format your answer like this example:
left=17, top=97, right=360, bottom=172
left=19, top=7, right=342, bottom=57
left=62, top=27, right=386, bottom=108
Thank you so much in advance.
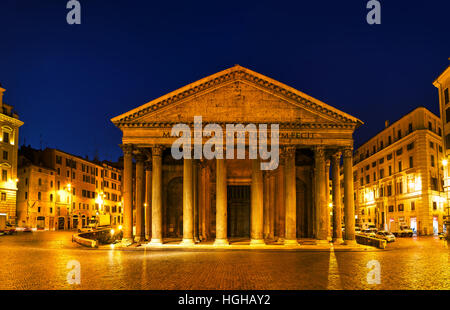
left=58, top=217, right=65, bottom=230
left=165, top=177, right=183, bottom=238
left=410, top=217, right=417, bottom=234
left=227, top=185, right=250, bottom=238
left=433, top=216, right=439, bottom=235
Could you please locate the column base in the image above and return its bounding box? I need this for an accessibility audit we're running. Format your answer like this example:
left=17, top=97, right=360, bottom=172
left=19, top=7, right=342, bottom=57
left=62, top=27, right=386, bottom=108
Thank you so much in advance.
left=134, top=236, right=145, bottom=243
left=180, top=238, right=195, bottom=246
left=344, top=239, right=357, bottom=246
left=277, top=237, right=285, bottom=243
left=148, top=238, right=163, bottom=246
left=315, top=239, right=330, bottom=245
left=284, top=239, right=299, bottom=246
left=332, top=238, right=344, bottom=245
left=121, top=238, right=134, bottom=246
left=250, top=239, right=266, bottom=246
left=213, top=239, right=229, bottom=246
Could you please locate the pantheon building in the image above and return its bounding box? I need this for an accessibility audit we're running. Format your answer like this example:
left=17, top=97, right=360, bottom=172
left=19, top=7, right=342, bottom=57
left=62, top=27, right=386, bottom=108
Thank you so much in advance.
left=111, top=65, right=363, bottom=246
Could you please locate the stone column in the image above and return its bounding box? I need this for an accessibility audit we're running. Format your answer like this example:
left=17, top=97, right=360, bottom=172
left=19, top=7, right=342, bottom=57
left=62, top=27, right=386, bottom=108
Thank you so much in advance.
left=331, top=153, right=343, bottom=244
left=343, top=147, right=356, bottom=245
left=284, top=147, right=298, bottom=245
left=214, top=158, right=228, bottom=245
left=150, top=146, right=163, bottom=245
left=193, top=160, right=199, bottom=242
left=269, top=175, right=275, bottom=240
left=181, top=158, right=195, bottom=245
left=314, top=146, right=328, bottom=244
left=276, top=162, right=285, bottom=241
left=144, top=160, right=152, bottom=240
left=251, top=159, right=265, bottom=245
left=121, top=144, right=134, bottom=244
left=134, top=151, right=146, bottom=242
left=263, top=172, right=270, bottom=239
left=325, top=159, right=331, bottom=241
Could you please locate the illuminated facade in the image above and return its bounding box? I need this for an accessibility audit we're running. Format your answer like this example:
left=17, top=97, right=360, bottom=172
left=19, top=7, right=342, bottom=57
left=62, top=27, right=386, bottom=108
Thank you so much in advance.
left=0, top=84, right=23, bottom=225
left=353, top=107, right=446, bottom=235
left=112, top=65, right=363, bottom=246
left=434, top=64, right=450, bottom=233
left=17, top=146, right=123, bottom=229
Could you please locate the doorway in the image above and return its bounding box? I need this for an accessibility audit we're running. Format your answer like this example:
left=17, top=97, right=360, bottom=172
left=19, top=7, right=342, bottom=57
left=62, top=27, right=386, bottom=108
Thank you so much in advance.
left=227, top=185, right=250, bottom=238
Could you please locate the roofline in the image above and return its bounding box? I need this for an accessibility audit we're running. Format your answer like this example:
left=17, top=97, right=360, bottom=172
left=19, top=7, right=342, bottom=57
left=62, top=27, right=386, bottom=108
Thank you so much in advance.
left=355, top=106, right=439, bottom=151
left=111, top=64, right=364, bottom=126
left=433, top=65, right=450, bottom=87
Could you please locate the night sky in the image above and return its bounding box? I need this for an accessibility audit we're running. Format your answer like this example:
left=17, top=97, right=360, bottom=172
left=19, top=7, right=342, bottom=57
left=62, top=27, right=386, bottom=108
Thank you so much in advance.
left=1, top=0, right=449, bottom=161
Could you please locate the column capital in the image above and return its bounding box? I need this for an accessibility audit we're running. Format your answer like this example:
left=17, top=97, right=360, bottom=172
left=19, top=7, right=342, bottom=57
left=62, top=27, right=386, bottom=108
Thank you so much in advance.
left=144, top=161, right=152, bottom=171
left=280, top=146, right=296, bottom=160
left=313, top=146, right=325, bottom=159
left=331, top=152, right=342, bottom=162
left=133, top=149, right=147, bottom=163
left=120, top=144, right=134, bottom=155
left=152, top=145, right=164, bottom=157
left=342, top=147, right=353, bottom=158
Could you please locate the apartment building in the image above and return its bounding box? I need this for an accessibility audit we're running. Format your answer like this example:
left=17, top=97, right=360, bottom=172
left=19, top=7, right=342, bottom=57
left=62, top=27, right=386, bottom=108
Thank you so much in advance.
left=0, top=84, right=24, bottom=225
left=17, top=146, right=123, bottom=230
left=353, top=107, right=446, bottom=235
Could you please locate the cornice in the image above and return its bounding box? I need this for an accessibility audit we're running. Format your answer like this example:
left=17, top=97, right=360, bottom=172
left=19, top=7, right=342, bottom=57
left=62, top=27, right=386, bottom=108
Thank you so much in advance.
left=0, top=113, right=24, bottom=127
left=116, top=121, right=356, bottom=130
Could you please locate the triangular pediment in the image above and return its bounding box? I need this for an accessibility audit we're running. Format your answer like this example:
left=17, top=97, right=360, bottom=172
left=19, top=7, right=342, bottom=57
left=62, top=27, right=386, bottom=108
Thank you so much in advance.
left=111, top=65, right=363, bottom=128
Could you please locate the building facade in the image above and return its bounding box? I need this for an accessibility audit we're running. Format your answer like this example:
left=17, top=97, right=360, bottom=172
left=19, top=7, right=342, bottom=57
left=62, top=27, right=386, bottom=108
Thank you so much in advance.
left=0, top=84, right=23, bottom=225
left=112, top=65, right=363, bottom=246
left=353, top=107, right=446, bottom=235
left=434, top=64, right=450, bottom=233
left=17, top=146, right=123, bottom=230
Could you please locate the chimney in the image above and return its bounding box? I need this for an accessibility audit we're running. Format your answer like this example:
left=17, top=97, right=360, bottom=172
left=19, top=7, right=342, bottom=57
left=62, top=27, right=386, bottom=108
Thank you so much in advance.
left=0, top=83, right=5, bottom=106
left=385, top=120, right=390, bottom=128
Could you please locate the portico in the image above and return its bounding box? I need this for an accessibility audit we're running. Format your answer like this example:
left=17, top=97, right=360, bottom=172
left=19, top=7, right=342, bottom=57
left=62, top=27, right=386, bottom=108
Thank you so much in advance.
left=111, top=65, right=362, bottom=247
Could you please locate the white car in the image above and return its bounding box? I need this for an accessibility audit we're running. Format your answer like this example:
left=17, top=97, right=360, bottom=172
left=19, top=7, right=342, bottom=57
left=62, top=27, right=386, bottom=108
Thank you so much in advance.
left=362, top=228, right=377, bottom=237
left=376, top=231, right=396, bottom=242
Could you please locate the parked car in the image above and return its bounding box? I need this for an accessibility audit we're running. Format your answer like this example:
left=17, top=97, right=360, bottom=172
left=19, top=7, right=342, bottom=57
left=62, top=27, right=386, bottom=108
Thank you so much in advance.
left=0, top=223, right=16, bottom=235
left=392, top=225, right=414, bottom=237
left=362, top=228, right=377, bottom=237
left=376, top=231, right=396, bottom=242
left=438, top=232, right=446, bottom=240
left=23, top=227, right=32, bottom=233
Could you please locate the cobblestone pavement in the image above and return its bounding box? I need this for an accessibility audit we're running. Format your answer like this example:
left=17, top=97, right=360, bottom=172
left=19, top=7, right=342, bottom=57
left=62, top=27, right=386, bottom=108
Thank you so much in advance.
left=0, top=231, right=448, bottom=290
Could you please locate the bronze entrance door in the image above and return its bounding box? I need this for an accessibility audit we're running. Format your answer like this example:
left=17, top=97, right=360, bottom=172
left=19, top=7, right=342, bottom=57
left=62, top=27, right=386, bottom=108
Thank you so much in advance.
left=227, top=186, right=250, bottom=238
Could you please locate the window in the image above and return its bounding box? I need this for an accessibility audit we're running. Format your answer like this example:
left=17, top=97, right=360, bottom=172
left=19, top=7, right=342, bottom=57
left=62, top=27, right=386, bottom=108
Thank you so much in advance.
left=2, top=151, right=7, bottom=160
left=389, top=166, right=392, bottom=176
left=387, top=153, right=392, bottom=160
left=38, top=207, right=41, bottom=213
left=2, top=169, right=7, bottom=181
left=398, top=204, right=404, bottom=212
left=407, top=142, right=414, bottom=150
left=38, top=178, right=42, bottom=186
left=411, top=201, right=415, bottom=211
left=379, top=169, right=384, bottom=179
left=388, top=136, right=392, bottom=145
left=50, top=194, right=53, bottom=202
left=428, top=122, right=432, bottom=131
left=445, top=88, right=449, bottom=105
left=387, top=185, right=392, bottom=196
left=398, top=161, right=402, bottom=172
left=433, top=201, right=437, bottom=210
left=430, top=141, right=434, bottom=149
left=431, top=155, right=435, bottom=167
left=1, top=192, right=6, bottom=201
left=373, top=172, right=376, bottom=181
left=366, top=175, right=370, bottom=184
left=409, top=156, right=413, bottom=168
left=388, top=205, right=394, bottom=212
left=439, top=128, right=442, bottom=136
left=25, top=192, right=27, bottom=199
left=372, top=161, right=376, bottom=167
left=38, top=192, right=41, bottom=200
left=3, top=132, right=9, bottom=144
left=396, top=148, right=403, bottom=156
left=360, top=177, right=364, bottom=185
left=397, top=130, right=402, bottom=140
left=379, top=158, right=384, bottom=164
left=408, top=123, right=413, bottom=133
left=446, top=134, right=450, bottom=149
